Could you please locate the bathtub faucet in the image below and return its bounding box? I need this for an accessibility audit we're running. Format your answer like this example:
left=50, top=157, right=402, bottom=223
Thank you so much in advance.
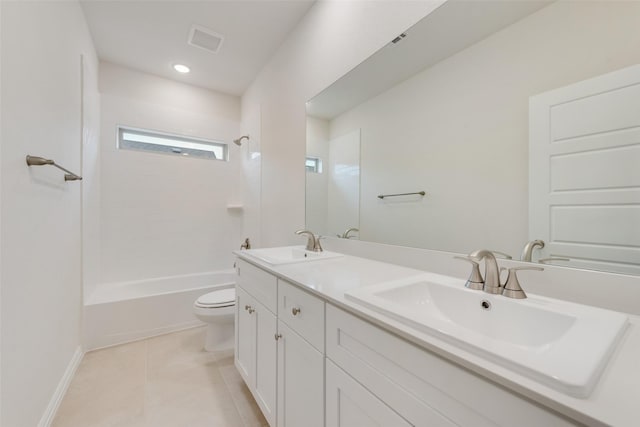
left=240, top=238, right=251, bottom=250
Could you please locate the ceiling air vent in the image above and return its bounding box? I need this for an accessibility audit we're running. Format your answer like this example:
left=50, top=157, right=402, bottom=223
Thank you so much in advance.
left=391, top=33, right=407, bottom=44
left=188, top=24, right=224, bottom=54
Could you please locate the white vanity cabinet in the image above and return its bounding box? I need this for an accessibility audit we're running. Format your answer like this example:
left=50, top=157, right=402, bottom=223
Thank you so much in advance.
left=276, top=320, right=324, bottom=427
left=235, top=261, right=278, bottom=426
left=276, top=279, right=325, bottom=427
left=236, top=257, right=581, bottom=427
left=235, top=260, right=325, bottom=427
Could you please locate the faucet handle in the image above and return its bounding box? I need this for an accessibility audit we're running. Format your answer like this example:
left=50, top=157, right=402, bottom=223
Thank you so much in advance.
left=502, top=266, right=544, bottom=299
left=454, top=256, right=484, bottom=290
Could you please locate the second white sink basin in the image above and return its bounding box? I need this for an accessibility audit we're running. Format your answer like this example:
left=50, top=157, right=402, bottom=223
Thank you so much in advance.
left=345, top=273, right=628, bottom=398
left=244, top=246, right=343, bottom=265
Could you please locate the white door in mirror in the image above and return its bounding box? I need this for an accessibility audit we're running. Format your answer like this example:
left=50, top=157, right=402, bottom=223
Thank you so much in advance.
left=530, top=64, right=640, bottom=275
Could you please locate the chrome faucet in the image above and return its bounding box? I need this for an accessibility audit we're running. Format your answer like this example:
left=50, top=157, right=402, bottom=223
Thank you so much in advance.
left=295, top=230, right=323, bottom=252
left=457, top=249, right=544, bottom=299
left=469, top=249, right=502, bottom=294
left=520, top=239, right=544, bottom=262
left=340, top=227, right=359, bottom=239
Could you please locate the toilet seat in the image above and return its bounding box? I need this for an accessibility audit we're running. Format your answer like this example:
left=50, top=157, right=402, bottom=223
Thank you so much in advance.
left=195, top=288, right=236, bottom=308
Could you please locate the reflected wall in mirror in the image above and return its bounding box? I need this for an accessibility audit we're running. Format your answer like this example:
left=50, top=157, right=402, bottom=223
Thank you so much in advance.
left=305, top=0, right=640, bottom=275
left=305, top=117, right=361, bottom=239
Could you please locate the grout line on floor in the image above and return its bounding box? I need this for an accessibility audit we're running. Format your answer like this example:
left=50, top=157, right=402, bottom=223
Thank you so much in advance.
left=143, top=337, right=149, bottom=419
left=219, top=362, right=248, bottom=427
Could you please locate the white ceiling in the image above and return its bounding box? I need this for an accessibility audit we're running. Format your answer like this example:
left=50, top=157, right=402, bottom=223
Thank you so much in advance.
left=307, top=0, right=551, bottom=120
left=80, top=0, right=315, bottom=96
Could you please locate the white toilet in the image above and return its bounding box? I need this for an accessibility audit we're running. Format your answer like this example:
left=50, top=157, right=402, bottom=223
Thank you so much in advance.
left=193, top=287, right=236, bottom=351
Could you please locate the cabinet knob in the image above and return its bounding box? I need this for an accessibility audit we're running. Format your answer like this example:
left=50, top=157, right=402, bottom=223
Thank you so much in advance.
left=292, top=307, right=301, bottom=316
left=248, top=308, right=255, bottom=314
left=274, top=333, right=282, bottom=341
left=244, top=305, right=251, bottom=311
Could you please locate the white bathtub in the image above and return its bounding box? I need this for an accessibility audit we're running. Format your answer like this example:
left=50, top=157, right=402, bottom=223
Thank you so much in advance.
left=83, top=271, right=235, bottom=350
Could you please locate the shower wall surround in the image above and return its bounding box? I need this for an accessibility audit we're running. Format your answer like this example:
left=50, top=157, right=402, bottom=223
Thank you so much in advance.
left=98, top=63, right=242, bottom=285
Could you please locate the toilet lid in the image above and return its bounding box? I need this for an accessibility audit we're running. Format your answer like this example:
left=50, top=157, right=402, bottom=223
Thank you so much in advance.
left=196, top=288, right=236, bottom=308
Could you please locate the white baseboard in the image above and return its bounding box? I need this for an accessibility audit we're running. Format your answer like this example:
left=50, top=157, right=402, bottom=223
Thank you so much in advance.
left=38, top=346, right=84, bottom=427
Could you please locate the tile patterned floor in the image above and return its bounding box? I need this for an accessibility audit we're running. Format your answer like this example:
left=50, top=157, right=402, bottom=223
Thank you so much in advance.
left=52, top=327, right=268, bottom=427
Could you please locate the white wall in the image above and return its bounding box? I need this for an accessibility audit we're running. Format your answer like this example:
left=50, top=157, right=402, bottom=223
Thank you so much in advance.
left=242, top=0, right=446, bottom=247
left=327, top=129, right=360, bottom=236
left=0, top=1, right=3, bottom=421
left=82, top=52, right=102, bottom=302
left=0, top=1, right=98, bottom=425
left=98, top=63, right=241, bottom=285
left=305, top=116, right=329, bottom=234
left=305, top=121, right=361, bottom=238
left=329, top=0, right=640, bottom=257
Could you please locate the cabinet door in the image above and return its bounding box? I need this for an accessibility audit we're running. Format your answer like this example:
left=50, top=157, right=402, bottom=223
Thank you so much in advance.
left=326, top=360, right=412, bottom=427
left=277, top=321, right=324, bottom=427
left=254, top=301, right=278, bottom=427
left=235, top=287, right=254, bottom=387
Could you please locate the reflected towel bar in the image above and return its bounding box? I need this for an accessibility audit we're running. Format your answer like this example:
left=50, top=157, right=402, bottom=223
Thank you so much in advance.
left=378, top=191, right=425, bottom=199
left=26, top=155, right=82, bottom=181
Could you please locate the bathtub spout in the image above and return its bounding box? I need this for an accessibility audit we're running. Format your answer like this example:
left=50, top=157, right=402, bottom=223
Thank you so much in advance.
left=240, top=238, right=251, bottom=250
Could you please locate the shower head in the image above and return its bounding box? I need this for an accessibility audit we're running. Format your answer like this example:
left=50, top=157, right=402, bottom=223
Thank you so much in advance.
left=233, top=135, right=250, bottom=146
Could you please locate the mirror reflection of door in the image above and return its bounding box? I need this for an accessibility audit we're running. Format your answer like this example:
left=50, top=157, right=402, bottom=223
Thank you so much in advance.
left=529, top=65, right=640, bottom=275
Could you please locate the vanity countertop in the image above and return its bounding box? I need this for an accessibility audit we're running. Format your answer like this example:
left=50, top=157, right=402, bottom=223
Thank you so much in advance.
left=234, top=249, right=640, bottom=427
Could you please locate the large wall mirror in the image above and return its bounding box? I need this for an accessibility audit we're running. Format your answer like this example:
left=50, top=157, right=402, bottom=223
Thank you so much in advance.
left=305, top=0, right=640, bottom=275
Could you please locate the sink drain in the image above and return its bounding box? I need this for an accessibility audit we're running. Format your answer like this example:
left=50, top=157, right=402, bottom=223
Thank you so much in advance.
left=480, top=300, right=491, bottom=310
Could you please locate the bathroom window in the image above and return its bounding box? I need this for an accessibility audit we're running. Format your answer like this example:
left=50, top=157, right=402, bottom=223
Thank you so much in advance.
left=305, top=157, right=322, bottom=173
left=118, top=126, right=228, bottom=161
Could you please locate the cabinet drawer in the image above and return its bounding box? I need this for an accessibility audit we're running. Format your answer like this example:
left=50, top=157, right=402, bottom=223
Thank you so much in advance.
left=278, top=280, right=325, bottom=352
left=237, top=259, right=277, bottom=313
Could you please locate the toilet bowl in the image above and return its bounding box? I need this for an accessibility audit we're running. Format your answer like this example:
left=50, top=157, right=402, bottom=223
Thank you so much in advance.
left=193, top=287, right=236, bottom=351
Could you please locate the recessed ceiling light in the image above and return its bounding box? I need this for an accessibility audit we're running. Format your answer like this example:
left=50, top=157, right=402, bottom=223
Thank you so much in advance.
left=173, top=64, right=190, bottom=74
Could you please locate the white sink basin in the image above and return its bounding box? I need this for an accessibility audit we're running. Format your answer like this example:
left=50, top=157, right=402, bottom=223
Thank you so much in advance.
left=345, top=273, right=628, bottom=398
left=244, top=246, right=343, bottom=265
